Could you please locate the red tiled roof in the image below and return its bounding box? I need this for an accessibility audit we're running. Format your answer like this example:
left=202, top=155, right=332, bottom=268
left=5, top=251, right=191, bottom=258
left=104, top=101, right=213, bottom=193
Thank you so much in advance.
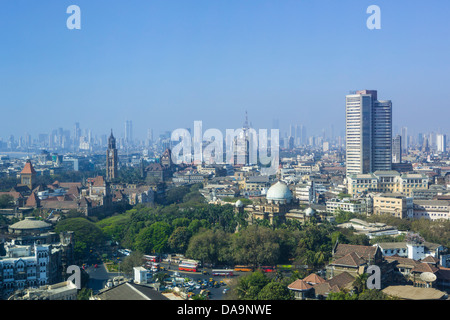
left=412, top=262, right=439, bottom=274
left=87, top=176, right=105, bottom=187
left=312, top=272, right=355, bottom=296
left=66, top=185, right=80, bottom=196
left=21, top=161, right=36, bottom=174
left=303, top=273, right=326, bottom=285
left=25, top=193, right=39, bottom=207
left=421, top=256, right=439, bottom=264
left=288, top=279, right=313, bottom=291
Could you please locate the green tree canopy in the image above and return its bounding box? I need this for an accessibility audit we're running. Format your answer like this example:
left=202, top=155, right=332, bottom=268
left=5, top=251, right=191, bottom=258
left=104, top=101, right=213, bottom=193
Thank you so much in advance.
left=185, top=229, right=231, bottom=264
left=0, top=194, right=14, bottom=208
left=168, top=227, right=192, bottom=253
left=55, top=217, right=104, bottom=258
left=231, top=225, right=280, bottom=267
left=134, top=221, right=173, bottom=254
left=234, top=271, right=270, bottom=300
left=258, top=281, right=294, bottom=300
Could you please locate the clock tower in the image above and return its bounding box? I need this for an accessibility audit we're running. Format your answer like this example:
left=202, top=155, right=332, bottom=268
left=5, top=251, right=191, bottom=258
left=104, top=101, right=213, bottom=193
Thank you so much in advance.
left=106, top=130, right=118, bottom=181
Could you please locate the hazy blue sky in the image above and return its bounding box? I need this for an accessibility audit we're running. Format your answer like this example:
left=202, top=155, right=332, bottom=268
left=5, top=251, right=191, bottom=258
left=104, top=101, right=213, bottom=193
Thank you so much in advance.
left=1, top=0, right=449, bottom=140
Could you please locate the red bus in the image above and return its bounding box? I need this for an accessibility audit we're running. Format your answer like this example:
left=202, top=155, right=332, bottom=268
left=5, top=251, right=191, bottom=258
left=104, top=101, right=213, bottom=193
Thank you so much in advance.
left=178, top=263, right=198, bottom=272
left=144, top=255, right=160, bottom=263
left=261, top=266, right=276, bottom=273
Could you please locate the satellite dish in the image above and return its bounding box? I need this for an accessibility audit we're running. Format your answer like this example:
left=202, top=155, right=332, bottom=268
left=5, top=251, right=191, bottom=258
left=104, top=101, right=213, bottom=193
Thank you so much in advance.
left=420, top=272, right=437, bottom=283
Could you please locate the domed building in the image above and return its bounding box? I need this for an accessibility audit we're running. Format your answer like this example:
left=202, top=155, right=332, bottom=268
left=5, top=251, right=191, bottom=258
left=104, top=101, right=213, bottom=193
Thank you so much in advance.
left=244, top=180, right=298, bottom=224
left=8, top=217, right=52, bottom=236
left=305, top=207, right=315, bottom=217
left=266, top=181, right=293, bottom=204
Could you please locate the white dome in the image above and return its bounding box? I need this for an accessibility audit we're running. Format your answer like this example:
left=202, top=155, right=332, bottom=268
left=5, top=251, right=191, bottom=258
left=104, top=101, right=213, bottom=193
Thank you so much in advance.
left=305, top=207, right=315, bottom=216
left=235, top=200, right=244, bottom=207
left=266, top=181, right=293, bottom=203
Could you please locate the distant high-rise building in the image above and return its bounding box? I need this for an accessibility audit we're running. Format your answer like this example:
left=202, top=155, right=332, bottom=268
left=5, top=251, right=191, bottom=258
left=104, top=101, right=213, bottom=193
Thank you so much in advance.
left=422, top=137, right=430, bottom=153
left=147, top=128, right=153, bottom=147
left=289, top=124, right=295, bottom=139
left=125, top=120, right=133, bottom=146
left=106, top=130, right=118, bottom=181
left=345, top=90, right=392, bottom=176
left=418, top=133, right=424, bottom=148
left=74, top=122, right=81, bottom=149
left=437, top=134, right=447, bottom=153
left=401, top=127, right=408, bottom=153
left=299, top=125, right=306, bottom=146
left=392, top=135, right=402, bottom=163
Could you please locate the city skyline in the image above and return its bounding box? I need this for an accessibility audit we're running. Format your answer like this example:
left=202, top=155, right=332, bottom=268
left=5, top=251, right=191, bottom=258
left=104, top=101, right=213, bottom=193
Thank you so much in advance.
left=1, top=1, right=450, bottom=139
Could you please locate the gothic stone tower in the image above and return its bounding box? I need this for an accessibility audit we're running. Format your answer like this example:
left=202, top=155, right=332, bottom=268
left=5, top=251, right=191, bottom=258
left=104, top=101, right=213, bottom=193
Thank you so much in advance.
left=106, top=130, right=118, bottom=181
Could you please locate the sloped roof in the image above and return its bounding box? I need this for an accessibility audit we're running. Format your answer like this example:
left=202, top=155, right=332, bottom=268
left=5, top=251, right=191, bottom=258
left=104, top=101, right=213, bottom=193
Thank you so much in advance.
left=59, top=182, right=82, bottom=189
left=312, top=272, right=355, bottom=296
left=303, top=273, right=326, bottom=285
left=145, top=163, right=164, bottom=172
left=9, top=217, right=51, bottom=230
left=21, top=161, right=37, bottom=175
left=385, top=255, right=421, bottom=268
left=25, top=193, right=40, bottom=207
left=421, top=256, right=440, bottom=264
left=66, top=185, right=80, bottom=197
left=88, top=176, right=105, bottom=187
left=95, top=282, right=169, bottom=300
left=331, top=252, right=367, bottom=267
left=288, top=279, right=313, bottom=291
left=411, top=262, right=439, bottom=274
left=327, top=272, right=355, bottom=290
left=334, top=243, right=379, bottom=261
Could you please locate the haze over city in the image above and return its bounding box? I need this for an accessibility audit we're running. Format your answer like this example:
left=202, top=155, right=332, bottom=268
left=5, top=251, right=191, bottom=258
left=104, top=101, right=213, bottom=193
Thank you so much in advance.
left=2, top=0, right=450, bottom=305
left=1, top=0, right=450, bottom=140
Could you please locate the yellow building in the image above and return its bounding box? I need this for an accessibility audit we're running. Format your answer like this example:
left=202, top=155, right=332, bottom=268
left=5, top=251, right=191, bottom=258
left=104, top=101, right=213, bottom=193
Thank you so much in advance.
left=347, top=171, right=429, bottom=197
left=372, top=193, right=413, bottom=219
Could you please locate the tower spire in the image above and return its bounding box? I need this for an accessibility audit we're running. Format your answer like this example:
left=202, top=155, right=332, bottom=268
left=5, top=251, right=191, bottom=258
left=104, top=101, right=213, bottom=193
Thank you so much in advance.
left=243, top=110, right=249, bottom=130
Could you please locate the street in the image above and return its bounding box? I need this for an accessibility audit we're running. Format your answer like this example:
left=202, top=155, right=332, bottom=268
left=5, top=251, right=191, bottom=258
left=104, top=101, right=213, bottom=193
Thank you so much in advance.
left=84, top=259, right=236, bottom=299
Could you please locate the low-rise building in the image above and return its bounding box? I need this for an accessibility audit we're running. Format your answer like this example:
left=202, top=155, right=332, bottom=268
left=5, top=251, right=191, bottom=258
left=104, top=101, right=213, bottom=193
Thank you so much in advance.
left=412, top=200, right=450, bottom=221
left=347, top=171, right=429, bottom=197
left=8, top=280, right=78, bottom=300
left=372, top=193, right=413, bottom=219
left=326, top=197, right=367, bottom=215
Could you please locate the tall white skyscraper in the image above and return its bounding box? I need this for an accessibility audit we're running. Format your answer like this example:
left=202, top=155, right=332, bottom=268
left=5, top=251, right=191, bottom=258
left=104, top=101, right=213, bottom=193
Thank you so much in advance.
left=437, top=134, right=447, bottom=153
left=345, top=90, right=392, bottom=176
left=392, top=135, right=402, bottom=163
